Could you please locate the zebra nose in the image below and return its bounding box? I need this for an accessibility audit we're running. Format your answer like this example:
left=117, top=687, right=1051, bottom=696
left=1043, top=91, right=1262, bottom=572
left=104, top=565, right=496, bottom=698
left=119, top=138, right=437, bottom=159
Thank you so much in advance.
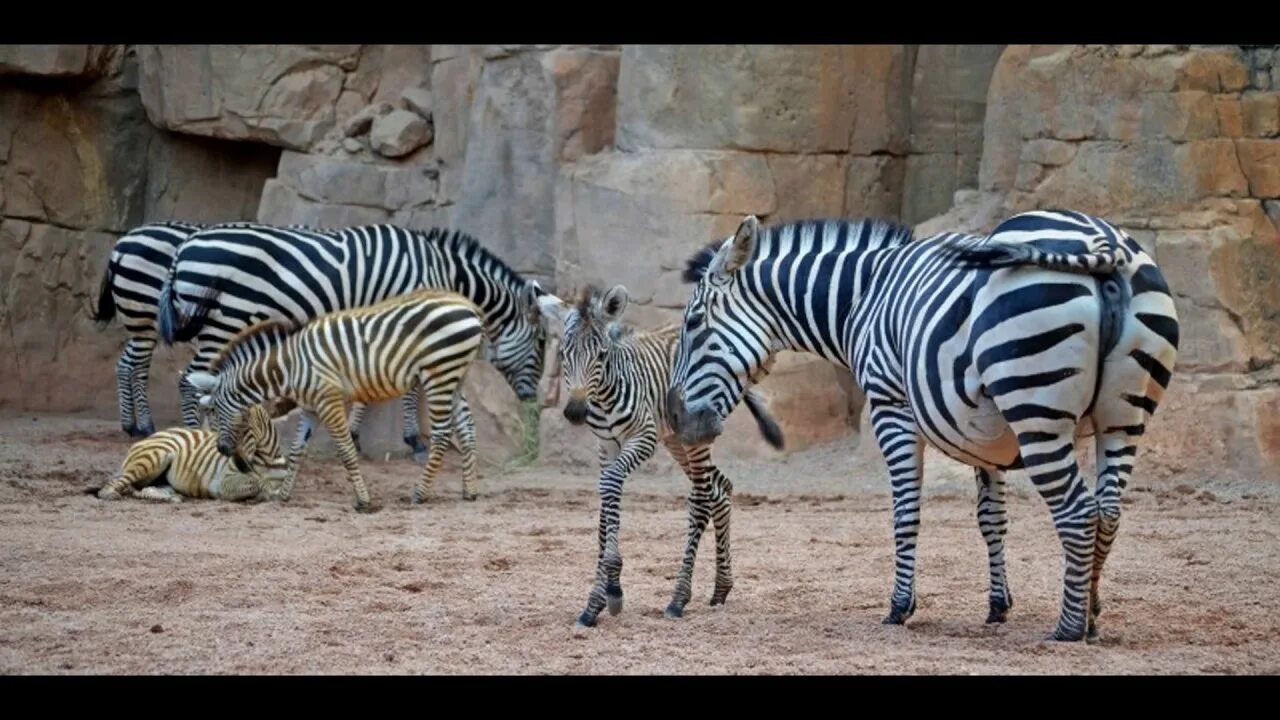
left=216, top=437, right=235, bottom=457
left=665, top=386, right=685, bottom=432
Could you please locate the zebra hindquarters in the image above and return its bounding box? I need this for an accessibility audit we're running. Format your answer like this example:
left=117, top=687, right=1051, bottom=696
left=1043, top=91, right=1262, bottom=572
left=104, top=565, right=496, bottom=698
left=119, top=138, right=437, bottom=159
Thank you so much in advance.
left=98, top=435, right=178, bottom=499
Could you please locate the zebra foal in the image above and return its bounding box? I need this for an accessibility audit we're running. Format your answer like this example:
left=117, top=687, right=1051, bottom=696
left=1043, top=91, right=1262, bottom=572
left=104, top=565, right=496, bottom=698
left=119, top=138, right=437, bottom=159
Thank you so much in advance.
left=666, top=211, right=1179, bottom=642
left=539, top=285, right=784, bottom=627
left=94, top=402, right=290, bottom=503
left=187, top=288, right=488, bottom=512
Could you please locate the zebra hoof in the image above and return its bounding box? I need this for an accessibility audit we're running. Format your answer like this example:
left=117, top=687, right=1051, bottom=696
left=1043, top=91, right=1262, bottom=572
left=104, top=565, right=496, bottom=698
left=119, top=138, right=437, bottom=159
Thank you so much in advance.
left=606, top=585, right=623, bottom=616
left=136, top=421, right=156, bottom=437
left=354, top=501, right=375, bottom=514
left=1090, top=593, right=1103, bottom=619
left=663, top=601, right=685, bottom=619
left=461, top=491, right=478, bottom=502
left=986, top=592, right=1013, bottom=624
left=575, top=611, right=597, bottom=628
left=882, top=596, right=916, bottom=625
left=404, top=435, right=428, bottom=456
left=1048, top=624, right=1088, bottom=642
left=96, top=487, right=121, bottom=500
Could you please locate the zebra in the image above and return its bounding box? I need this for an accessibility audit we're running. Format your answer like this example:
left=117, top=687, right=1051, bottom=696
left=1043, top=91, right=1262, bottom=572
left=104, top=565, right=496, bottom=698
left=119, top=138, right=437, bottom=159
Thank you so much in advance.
left=94, top=401, right=291, bottom=503
left=185, top=288, right=488, bottom=512
left=538, top=284, right=785, bottom=627
left=92, top=221, right=207, bottom=438
left=155, top=222, right=550, bottom=462
left=665, top=210, right=1179, bottom=642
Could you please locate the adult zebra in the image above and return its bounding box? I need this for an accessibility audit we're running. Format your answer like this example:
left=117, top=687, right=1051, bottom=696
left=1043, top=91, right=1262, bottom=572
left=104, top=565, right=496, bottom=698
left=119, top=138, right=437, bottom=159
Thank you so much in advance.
left=93, top=221, right=206, bottom=438
left=665, top=210, right=1179, bottom=642
left=93, top=220, right=438, bottom=450
left=155, top=222, right=550, bottom=460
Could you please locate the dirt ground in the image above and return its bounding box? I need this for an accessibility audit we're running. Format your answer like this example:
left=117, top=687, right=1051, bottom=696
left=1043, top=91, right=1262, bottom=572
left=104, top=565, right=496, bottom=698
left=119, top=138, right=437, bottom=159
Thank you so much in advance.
left=1, top=412, right=1278, bottom=675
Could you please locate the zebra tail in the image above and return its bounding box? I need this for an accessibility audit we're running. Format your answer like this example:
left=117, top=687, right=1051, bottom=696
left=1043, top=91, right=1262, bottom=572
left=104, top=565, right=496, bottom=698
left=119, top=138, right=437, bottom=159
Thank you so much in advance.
left=158, top=276, right=222, bottom=345
left=742, top=389, right=785, bottom=450
left=90, top=260, right=117, bottom=327
left=945, top=240, right=1127, bottom=276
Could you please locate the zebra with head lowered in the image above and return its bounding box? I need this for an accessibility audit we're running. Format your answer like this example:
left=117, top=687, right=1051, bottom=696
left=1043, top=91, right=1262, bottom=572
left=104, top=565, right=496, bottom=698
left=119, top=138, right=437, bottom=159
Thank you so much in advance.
left=187, top=288, right=488, bottom=512
left=666, top=210, right=1179, bottom=642
left=155, top=222, right=551, bottom=461
left=538, top=285, right=784, bottom=628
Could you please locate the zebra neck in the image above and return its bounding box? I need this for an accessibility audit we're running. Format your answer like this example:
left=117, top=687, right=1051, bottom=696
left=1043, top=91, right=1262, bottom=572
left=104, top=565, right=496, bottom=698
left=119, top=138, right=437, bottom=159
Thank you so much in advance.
left=747, top=272, right=855, bottom=370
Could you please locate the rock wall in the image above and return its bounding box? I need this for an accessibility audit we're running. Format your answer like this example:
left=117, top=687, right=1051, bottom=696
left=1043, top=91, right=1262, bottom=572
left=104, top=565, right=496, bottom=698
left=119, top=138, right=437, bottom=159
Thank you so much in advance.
left=2, top=43, right=1275, bottom=486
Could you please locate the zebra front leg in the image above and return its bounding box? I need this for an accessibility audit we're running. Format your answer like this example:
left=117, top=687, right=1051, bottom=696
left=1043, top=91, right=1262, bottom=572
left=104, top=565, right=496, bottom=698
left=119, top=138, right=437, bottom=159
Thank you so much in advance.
left=278, top=410, right=318, bottom=502
left=976, top=468, right=1014, bottom=623
left=448, top=394, right=479, bottom=501
left=662, top=439, right=714, bottom=619
left=869, top=400, right=925, bottom=626
left=578, top=428, right=656, bottom=628
left=410, top=381, right=461, bottom=505
left=314, top=393, right=375, bottom=512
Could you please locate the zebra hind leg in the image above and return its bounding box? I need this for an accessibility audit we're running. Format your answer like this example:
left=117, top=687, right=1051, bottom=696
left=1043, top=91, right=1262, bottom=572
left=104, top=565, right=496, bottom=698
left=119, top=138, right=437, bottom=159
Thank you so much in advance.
left=976, top=468, right=1014, bottom=623
left=115, top=348, right=137, bottom=437
left=401, top=390, right=428, bottom=462
left=449, top=395, right=479, bottom=501
left=410, top=382, right=458, bottom=505
left=129, top=338, right=158, bottom=437
left=707, top=466, right=735, bottom=607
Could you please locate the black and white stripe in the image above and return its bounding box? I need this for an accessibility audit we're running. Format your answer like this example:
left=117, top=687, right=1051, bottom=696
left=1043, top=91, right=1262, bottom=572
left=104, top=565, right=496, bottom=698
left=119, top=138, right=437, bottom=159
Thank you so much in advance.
left=666, top=209, right=1180, bottom=642
left=540, top=285, right=784, bottom=627
left=156, top=222, right=551, bottom=457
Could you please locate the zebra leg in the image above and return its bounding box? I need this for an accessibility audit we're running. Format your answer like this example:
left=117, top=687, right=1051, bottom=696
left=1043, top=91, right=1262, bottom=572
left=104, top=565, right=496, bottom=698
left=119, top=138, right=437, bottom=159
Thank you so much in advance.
left=115, top=347, right=137, bottom=437
left=137, top=485, right=181, bottom=503
left=410, top=381, right=460, bottom=505
left=448, top=394, right=479, bottom=501
left=1086, top=429, right=1142, bottom=641
left=279, top=410, right=318, bottom=502
left=314, top=393, right=374, bottom=512
left=178, top=372, right=202, bottom=428
left=128, top=336, right=159, bottom=437
left=976, top=468, right=1014, bottom=623
left=662, top=439, right=714, bottom=620
left=707, top=466, right=735, bottom=607
left=347, top=402, right=367, bottom=457
left=870, top=400, right=925, bottom=626
left=1013, top=421, right=1098, bottom=642
left=595, top=440, right=623, bottom=615
left=402, top=390, right=428, bottom=461
left=578, top=427, right=655, bottom=628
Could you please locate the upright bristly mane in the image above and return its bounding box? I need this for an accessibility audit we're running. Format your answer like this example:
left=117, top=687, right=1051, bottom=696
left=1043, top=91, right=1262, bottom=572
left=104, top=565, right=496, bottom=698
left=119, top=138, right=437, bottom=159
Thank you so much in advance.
left=209, top=319, right=300, bottom=374
left=431, top=228, right=529, bottom=290
left=682, top=217, right=918, bottom=283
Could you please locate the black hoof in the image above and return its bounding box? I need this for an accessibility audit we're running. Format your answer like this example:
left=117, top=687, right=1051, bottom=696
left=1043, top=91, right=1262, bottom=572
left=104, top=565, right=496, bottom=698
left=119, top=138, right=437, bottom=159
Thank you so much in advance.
left=405, top=435, right=428, bottom=456
left=576, top=611, right=597, bottom=628
left=606, top=584, right=623, bottom=616
left=462, top=492, right=477, bottom=502
left=710, top=589, right=731, bottom=607
left=137, top=422, right=155, bottom=437
left=410, top=488, right=427, bottom=505
left=664, top=601, right=685, bottom=619
left=986, top=592, right=1013, bottom=624
left=1049, top=625, right=1088, bottom=642
left=883, top=596, right=916, bottom=625
left=355, top=502, right=375, bottom=514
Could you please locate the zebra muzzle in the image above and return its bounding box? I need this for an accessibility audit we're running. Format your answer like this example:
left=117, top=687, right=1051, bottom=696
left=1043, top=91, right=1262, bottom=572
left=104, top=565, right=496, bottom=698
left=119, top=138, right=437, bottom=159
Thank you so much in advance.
left=563, top=396, right=588, bottom=425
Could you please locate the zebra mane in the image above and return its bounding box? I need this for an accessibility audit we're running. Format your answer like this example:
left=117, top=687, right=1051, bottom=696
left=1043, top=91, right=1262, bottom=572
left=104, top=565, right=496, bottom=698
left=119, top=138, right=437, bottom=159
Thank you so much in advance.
left=430, top=227, right=531, bottom=291
left=575, top=284, right=603, bottom=319
left=209, top=319, right=300, bottom=374
left=681, top=217, right=918, bottom=283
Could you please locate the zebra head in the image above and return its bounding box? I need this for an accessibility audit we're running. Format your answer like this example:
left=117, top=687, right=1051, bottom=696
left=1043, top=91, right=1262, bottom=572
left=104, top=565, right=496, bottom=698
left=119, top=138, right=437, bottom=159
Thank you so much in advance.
left=239, top=403, right=291, bottom=482
left=187, top=370, right=255, bottom=474
left=485, top=280, right=551, bottom=402
left=548, top=285, right=628, bottom=425
left=668, top=215, right=778, bottom=447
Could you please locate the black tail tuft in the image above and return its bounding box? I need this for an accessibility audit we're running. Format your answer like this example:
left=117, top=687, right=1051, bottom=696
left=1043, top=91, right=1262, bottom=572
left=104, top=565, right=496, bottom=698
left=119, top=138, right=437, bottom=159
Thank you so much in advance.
left=158, top=277, right=221, bottom=345
left=90, top=262, right=117, bottom=327
left=743, top=390, right=785, bottom=450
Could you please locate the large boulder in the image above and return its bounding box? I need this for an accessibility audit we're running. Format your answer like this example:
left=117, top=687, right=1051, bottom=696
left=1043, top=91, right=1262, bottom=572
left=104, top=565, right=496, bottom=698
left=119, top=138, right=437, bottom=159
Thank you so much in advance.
left=0, top=45, right=116, bottom=78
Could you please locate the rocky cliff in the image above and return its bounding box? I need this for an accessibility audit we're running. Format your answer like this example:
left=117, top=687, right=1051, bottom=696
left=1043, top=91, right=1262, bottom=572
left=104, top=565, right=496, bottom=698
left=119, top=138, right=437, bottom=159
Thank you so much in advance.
left=1, top=44, right=1275, bottom=485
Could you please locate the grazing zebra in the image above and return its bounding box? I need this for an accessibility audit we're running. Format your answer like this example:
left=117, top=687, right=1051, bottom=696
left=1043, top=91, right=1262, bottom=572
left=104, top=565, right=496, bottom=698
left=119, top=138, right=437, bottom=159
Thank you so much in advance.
left=94, top=402, right=290, bottom=503
left=186, top=288, right=488, bottom=512
left=155, top=222, right=550, bottom=460
left=665, top=210, right=1179, bottom=642
left=538, top=285, right=785, bottom=627
left=93, top=221, right=206, bottom=438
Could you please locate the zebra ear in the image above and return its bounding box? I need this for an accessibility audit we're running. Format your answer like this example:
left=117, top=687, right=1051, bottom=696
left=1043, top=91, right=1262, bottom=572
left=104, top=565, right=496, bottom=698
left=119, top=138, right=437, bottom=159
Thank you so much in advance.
left=537, top=293, right=568, bottom=325
left=600, top=285, right=628, bottom=323
left=717, top=215, right=760, bottom=277
left=523, top=281, right=546, bottom=324
left=198, top=395, right=213, bottom=408
left=187, top=371, right=219, bottom=392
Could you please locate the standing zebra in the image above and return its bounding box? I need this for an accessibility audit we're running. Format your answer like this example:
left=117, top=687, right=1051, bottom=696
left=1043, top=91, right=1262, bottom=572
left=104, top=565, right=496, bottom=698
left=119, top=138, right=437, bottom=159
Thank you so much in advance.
left=155, top=222, right=550, bottom=460
left=538, top=285, right=784, bottom=627
left=186, top=288, right=488, bottom=512
left=93, top=221, right=206, bottom=438
left=666, top=210, right=1179, bottom=642
left=93, top=220, right=437, bottom=450
left=94, top=402, right=291, bottom=503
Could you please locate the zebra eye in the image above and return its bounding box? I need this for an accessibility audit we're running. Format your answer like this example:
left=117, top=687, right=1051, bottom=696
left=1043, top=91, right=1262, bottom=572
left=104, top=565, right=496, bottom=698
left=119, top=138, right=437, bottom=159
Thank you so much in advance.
left=685, top=311, right=704, bottom=331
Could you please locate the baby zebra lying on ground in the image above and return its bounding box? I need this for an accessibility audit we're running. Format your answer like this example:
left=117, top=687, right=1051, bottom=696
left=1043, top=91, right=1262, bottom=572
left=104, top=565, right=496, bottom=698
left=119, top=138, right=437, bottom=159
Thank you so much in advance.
left=94, top=403, right=290, bottom=503
left=186, top=288, right=488, bottom=512
left=539, top=285, right=785, bottom=628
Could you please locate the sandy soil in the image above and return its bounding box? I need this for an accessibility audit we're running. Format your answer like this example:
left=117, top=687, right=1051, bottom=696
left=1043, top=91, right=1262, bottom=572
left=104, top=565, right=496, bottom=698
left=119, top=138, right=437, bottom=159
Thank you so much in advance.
left=1, top=412, right=1278, bottom=675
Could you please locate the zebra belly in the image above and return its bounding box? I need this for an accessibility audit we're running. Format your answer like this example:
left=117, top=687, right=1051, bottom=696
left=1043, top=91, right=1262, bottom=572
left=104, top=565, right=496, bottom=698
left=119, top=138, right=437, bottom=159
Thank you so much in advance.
left=916, top=400, right=1021, bottom=470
